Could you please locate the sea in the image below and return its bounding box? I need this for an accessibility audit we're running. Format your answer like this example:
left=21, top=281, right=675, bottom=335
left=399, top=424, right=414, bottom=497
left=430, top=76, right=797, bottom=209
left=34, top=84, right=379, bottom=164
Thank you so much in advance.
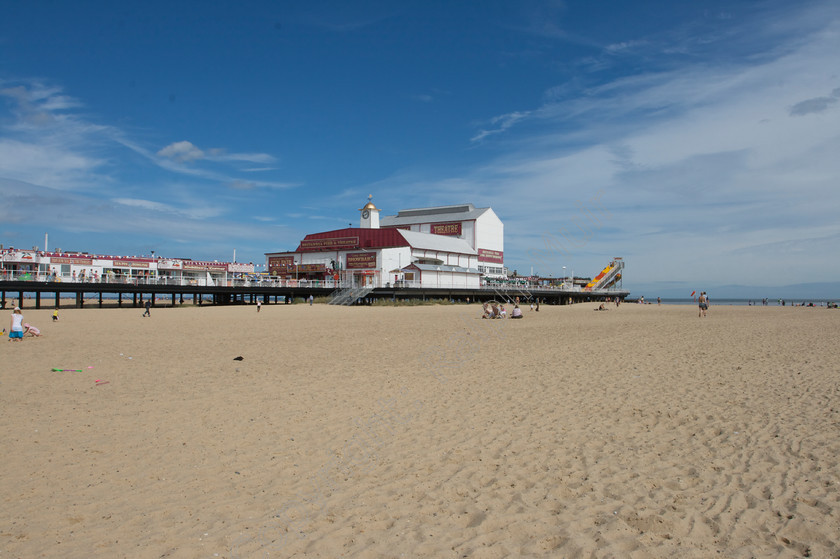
left=654, top=298, right=836, bottom=306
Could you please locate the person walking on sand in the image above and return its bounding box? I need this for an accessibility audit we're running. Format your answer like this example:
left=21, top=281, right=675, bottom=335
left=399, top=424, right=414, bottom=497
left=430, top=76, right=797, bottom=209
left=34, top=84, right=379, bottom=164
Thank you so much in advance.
left=698, top=292, right=709, bottom=317
left=257, top=300, right=262, bottom=313
left=9, top=307, right=24, bottom=341
left=52, top=308, right=59, bottom=321
left=143, top=300, right=151, bottom=317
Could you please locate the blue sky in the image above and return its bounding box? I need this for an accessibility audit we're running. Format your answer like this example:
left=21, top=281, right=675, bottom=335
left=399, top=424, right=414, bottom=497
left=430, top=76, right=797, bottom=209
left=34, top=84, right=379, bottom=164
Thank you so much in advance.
left=2, top=1, right=839, bottom=295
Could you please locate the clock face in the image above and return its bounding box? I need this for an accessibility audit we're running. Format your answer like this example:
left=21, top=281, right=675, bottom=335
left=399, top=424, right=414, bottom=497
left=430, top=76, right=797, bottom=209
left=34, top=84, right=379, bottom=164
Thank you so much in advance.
left=362, top=210, right=370, bottom=219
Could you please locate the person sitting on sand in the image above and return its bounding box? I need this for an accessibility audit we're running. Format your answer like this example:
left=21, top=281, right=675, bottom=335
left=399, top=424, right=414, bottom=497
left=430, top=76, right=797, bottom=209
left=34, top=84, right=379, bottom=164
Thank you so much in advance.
left=511, top=304, right=523, bottom=319
left=490, top=303, right=501, bottom=318
left=595, top=303, right=609, bottom=311
left=499, top=304, right=507, bottom=318
left=23, top=323, right=41, bottom=337
left=482, top=303, right=494, bottom=319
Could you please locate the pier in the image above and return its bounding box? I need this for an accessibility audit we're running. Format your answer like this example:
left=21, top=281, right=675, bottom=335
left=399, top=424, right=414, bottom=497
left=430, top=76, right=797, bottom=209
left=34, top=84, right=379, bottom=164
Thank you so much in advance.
left=1, top=278, right=628, bottom=309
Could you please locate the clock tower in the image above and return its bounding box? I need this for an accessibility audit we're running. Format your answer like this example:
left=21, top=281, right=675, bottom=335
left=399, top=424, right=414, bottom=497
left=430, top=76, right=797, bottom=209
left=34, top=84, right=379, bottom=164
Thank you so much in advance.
left=359, top=195, right=380, bottom=229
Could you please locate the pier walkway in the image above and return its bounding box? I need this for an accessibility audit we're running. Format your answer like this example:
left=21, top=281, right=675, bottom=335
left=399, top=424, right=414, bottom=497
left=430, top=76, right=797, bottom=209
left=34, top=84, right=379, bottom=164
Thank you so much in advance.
left=1, top=277, right=628, bottom=310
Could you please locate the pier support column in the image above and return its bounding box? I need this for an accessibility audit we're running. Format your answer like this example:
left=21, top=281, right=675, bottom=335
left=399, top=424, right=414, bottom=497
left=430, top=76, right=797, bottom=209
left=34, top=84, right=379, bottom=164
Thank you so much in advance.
left=35, top=292, right=41, bottom=309
left=99, top=292, right=103, bottom=308
left=55, top=292, right=60, bottom=308
left=19, top=291, right=25, bottom=308
left=1, top=291, right=5, bottom=309
left=118, top=293, right=122, bottom=308
left=133, top=293, right=137, bottom=307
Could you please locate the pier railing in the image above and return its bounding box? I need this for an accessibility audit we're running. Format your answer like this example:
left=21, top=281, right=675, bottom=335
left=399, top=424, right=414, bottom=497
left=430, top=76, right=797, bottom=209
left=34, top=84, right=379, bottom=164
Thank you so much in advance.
left=0, top=272, right=344, bottom=289
left=0, top=272, right=627, bottom=294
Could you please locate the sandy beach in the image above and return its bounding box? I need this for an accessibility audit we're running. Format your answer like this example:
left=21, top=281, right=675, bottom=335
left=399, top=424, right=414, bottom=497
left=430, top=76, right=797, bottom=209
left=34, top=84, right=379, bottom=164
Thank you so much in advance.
left=2, top=302, right=839, bottom=558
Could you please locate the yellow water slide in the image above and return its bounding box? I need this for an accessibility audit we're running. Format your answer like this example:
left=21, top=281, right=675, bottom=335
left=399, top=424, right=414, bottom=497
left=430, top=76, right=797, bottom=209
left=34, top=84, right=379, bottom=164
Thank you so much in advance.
left=584, top=258, right=623, bottom=290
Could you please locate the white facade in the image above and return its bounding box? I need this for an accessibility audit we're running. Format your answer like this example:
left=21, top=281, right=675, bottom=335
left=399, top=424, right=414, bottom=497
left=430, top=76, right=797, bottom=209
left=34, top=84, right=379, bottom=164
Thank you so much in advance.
left=380, top=203, right=505, bottom=277
left=265, top=198, right=483, bottom=289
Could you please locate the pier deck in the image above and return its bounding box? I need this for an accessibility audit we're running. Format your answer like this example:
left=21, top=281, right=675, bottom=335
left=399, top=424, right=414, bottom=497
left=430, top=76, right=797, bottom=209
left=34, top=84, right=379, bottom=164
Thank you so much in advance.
left=1, top=280, right=629, bottom=309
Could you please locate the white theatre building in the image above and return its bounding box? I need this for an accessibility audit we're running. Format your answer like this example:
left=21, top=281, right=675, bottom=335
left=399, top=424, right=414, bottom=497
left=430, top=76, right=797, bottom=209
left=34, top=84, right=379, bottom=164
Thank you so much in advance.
left=380, top=202, right=505, bottom=277
left=265, top=197, right=505, bottom=289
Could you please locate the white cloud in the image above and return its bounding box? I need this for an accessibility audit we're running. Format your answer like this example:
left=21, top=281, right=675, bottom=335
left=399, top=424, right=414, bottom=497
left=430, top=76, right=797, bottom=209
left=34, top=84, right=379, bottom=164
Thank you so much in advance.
left=384, top=4, right=840, bottom=286
left=0, top=138, right=106, bottom=190
left=157, top=140, right=205, bottom=162
left=112, top=197, right=178, bottom=213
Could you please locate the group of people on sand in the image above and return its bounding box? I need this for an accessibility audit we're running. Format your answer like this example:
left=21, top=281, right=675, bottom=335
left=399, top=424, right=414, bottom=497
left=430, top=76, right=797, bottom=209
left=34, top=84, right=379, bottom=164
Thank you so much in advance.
left=482, top=297, right=524, bottom=319
left=7, top=307, right=42, bottom=341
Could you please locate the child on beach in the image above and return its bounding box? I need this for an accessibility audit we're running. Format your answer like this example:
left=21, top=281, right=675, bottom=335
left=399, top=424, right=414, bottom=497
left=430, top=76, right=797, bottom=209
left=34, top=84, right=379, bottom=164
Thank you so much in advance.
left=23, top=323, right=41, bottom=337
left=53, top=308, right=59, bottom=321
left=9, top=307, right=24, bottom=341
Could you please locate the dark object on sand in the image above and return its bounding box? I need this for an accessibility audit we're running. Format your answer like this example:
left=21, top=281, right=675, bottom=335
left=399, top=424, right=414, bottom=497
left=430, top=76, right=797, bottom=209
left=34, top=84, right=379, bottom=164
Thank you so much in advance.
left=233, top=356, right=244, bottom=361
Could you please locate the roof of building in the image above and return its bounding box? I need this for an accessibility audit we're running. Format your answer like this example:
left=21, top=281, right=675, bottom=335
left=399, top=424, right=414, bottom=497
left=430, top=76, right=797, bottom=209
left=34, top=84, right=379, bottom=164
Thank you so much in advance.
left=282, top=226, right=477, bottom=255
left=397, top=229, right=477, bottom=255
left=380, top=203, right=492, bottom=226
left=290, top=228, right=407, bottom=253
left=408, top=263, right=481, bottom=274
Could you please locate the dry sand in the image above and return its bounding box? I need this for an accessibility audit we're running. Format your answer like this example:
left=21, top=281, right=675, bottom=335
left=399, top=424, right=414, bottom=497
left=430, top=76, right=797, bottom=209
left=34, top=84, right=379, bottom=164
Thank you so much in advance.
left=1, top=302, right=839, bottom=558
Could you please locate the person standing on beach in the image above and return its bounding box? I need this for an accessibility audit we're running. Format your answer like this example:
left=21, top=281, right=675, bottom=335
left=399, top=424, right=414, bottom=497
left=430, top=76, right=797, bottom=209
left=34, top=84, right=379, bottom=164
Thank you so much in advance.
left=9, top=307, right=24, bottom=341
left=256, top=300, right=262, bottom=313
left=698, top=292, right=709, bottom=317
left=143, top=300, right=151, bottom=317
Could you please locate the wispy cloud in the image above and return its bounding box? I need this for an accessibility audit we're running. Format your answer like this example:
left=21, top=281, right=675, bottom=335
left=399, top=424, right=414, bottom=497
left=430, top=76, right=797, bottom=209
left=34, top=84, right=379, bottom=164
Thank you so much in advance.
left=383, top=2, right=840, bottom=285
left=470, top=111, right=532, bottom=143
left=789, top=88, right=840, bottom=116
left=0, top=78, right=303, bottom=258
left=157, top=141, right=277, bottom=165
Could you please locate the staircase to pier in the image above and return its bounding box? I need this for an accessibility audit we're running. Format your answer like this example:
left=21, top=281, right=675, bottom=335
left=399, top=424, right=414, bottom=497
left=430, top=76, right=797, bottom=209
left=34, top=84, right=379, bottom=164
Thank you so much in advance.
left=494, top=288, right=531, bottom=304
left=328, top=286, right=374, bottom=306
